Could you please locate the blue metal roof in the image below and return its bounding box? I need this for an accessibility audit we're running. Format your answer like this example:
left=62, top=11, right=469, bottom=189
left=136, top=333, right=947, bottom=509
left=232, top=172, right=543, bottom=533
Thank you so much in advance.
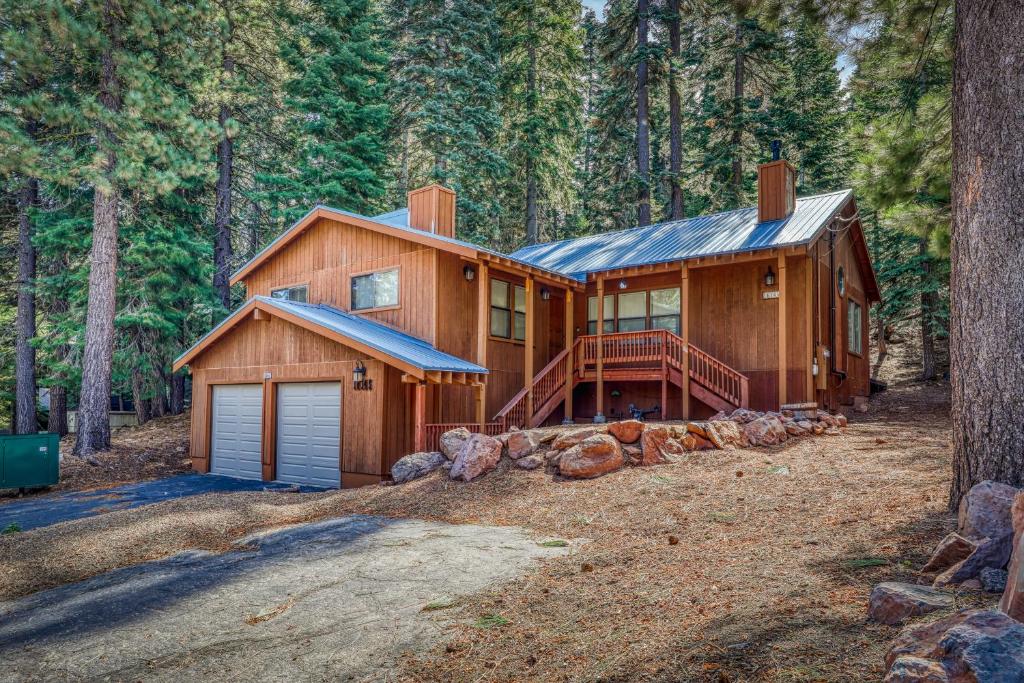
left=509, top=190, right=853, bottom=279
left=176, top=297, right=487, bottom=374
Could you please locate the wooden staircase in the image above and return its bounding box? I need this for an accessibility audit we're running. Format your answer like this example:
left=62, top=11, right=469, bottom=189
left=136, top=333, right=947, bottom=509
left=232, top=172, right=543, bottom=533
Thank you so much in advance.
left=494, top=329, right=750, bottom=430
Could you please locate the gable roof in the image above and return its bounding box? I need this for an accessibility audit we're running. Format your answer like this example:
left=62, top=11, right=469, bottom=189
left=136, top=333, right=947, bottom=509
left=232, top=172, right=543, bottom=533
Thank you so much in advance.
left=229, top=205, right=582, bottom=289
left=510, top=190, right=854, bottom=279
left=173, top=296, right=487, bottom=379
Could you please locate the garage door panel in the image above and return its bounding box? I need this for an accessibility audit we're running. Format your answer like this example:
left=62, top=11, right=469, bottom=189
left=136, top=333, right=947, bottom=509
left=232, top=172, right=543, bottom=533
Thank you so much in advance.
left=211, top=384, right=263, bottom=481
left=276, top=382, right=341, bottom=488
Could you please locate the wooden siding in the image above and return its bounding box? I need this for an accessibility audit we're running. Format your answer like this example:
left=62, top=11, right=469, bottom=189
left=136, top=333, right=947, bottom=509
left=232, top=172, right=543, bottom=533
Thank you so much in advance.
left=242, top=218, right=437, bottom=343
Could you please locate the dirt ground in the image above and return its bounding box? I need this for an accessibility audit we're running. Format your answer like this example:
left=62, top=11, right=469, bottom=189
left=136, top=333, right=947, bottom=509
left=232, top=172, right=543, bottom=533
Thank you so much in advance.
left=0, top=412, right=193, bottom=505
left=0, top=339, right=988, bottom=681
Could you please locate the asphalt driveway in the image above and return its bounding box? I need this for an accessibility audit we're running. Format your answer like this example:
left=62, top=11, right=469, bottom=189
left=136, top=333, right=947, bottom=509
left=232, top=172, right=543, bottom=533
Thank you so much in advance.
left=0, top=473, right=322, bottom=531
left=0, top=514, right=571, bottom=682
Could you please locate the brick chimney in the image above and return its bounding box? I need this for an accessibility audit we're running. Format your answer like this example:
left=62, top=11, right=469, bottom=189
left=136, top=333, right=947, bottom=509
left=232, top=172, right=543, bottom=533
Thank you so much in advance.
left=407, top=184, right=456, bottom=238
left=757, top=141, right=797, bottom=223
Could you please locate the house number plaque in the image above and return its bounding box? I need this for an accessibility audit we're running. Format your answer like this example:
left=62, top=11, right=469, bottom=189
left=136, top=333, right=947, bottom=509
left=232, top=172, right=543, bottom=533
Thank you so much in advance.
left=762, top=290, right=780, bottom=300
left=353, top=379, right=374, bottom=391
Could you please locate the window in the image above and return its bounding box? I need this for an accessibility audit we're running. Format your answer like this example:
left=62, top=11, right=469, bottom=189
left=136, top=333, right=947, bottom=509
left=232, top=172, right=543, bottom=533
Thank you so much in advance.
left=848, top=299, right=863, bottom=355
left=836, top=266, right=846, bottom=296
left=490, top=279, right=527, bottom=341
left=617, top=292, right=647, bottom=332
left=650, top=287, right=681, bottom=334
left=271, top=285, right=308, bottom=303
left=351, top=269, right=399, bottom=310
left=587, top=294, right=615, bottom=334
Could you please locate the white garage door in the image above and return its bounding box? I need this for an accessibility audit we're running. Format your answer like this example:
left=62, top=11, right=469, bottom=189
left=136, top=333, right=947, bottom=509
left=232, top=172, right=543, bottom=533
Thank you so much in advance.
left=210, top=384, right=263, bottom=480
left=276, top=382, right=341, bottom=488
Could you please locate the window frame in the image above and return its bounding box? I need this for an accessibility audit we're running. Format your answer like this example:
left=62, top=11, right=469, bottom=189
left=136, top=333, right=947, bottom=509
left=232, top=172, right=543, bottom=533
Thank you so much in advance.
left=587, top=294, right=615, bottom=335
left=649, top=287, right=682, bottom=334
left=587, top=287, right=682, bottom=335
left=489, top=277, right=527, bottom=343
left=350, top=267, right=401, bottom=312
left=270, top=283, right=309, bottom=303
left=847, top=298, right=864, bottom=357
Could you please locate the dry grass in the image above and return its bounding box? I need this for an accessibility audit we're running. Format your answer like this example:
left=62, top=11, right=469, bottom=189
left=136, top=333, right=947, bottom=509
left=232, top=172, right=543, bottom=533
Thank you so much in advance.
left=0, top=412, right=193, bottom=505
left=0, top=349, right=980, bottom=681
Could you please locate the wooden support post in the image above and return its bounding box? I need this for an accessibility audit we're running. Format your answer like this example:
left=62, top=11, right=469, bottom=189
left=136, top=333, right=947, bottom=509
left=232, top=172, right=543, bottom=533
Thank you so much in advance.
left=414, top=382, right=427, bottom=453
left=524, top=276, right=535, bottom=422
left=595, top=276, right=606, bottom=422
left=777, top=254, right=788, bottom=410
left=564, top=289, right=574, bottom=423
left=680, top=264, right=690, bottom=420
left=476, top=262, right=489, bottom=420
left=661, top=335, right=668, bottom=420
left=474, top=382, right=485, bottom=430
left=804, top=254, right=814, bottom=402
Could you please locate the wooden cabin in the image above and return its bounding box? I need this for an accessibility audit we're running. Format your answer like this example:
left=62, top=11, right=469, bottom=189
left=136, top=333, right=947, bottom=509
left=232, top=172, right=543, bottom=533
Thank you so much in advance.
left=175, top=158, right=879, bottom=488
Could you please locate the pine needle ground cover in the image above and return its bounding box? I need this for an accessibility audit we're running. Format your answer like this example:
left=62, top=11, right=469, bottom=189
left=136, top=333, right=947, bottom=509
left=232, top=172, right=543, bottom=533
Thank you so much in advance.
left=0, top=383, right=974, bottom=681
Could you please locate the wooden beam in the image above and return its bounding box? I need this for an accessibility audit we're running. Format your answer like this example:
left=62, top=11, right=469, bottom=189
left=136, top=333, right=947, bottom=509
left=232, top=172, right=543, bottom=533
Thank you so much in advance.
left=681, top=264, right=690, bottom=420
left=413, top=382, right=427, bottom=452
left=477, top=262, right=489, bottom=367
left=524, top=276, right=535, bottom=420
left=595, top=275, right=605, bottom=421
left=804, top=254, right=814, bottom=402
left=474, top=382, right=486, bottom=429
left=253, top=308, right=270, bottom=322
left=564, top=288, right=574, bottom=423
left=425, top=371, right=442, bottom=384
left=778, top=253, right=788, bottom=409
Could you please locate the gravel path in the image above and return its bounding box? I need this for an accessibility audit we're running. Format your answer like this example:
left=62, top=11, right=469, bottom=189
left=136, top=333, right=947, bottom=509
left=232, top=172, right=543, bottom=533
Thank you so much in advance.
left=0, top=515, right=571, bottom=682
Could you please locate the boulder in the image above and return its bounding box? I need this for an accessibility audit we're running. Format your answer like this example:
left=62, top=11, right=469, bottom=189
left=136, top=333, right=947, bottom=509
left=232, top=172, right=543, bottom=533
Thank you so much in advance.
left=514, top=454, right=544, bottom=470
left=785, top=422, right=809, bottom=437
left=703, top=420, right=747, bottom=449
left=506, top=430, right=540, bottom=460
left=810, top=422, right=825, bottom=435
left=639, top=426, right=684, bottom=466
left=743, top=416, right=788, bottom=447
left=558, top=434, right=625, bottom=479
left=622, top=444, right=642, bottom=464
left=607, top=419, right=644, bottom=444
left=999, top=491, right=1024, bottom=621
left=933, top=533, right=1014, bottom=587
left=440, top=427, right=472, bottom=461
left=884, top=610, right=1024, bottom=682
left=922, top=533, right=977, bottom=574
left=836, top=414, right=848, bottom=427
left=980, top=567, right=1008, bottom=594
left=868, top=582, right=954, bottom=626
left=391, top=451, right=447, bottom=484
left=552, top=428, right=602, bottom=451
left=449, top=433, right=503, bottom=482
left=958, top=480, right=1019, bottom=541
left=728, top=408, right=761, bottom=424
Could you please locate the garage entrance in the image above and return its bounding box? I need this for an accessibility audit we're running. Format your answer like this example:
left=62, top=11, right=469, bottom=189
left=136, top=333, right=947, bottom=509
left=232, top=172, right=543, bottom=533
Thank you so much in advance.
left=276, top=382, right=341, bottom=488
left=210, top=384, right=263, bottom=480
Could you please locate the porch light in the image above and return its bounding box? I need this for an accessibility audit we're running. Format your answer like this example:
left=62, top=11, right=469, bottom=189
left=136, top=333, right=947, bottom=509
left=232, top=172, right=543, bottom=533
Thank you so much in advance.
left=618, top=279, right=628, bottom=290
left=540, top=287, right=551, bottom=300
left=764, top=266, right=776, bottom=287
left=463, top=265, right=475, bottom=281
left=353, top=361, right=366, bottom=385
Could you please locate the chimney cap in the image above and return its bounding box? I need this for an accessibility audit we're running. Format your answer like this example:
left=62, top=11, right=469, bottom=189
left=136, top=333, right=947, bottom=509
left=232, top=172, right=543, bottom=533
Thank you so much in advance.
left=770, top=140, right=782, bottom=161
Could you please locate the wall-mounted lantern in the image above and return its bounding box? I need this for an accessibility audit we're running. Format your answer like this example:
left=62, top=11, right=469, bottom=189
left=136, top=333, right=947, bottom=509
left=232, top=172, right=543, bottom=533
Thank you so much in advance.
left=540, top=287, right=551, bottom=301
left=618, top=279, right=628, bottom=290
left=764, top=266, right=776, bottom=287
left=463, top=265, right=476, bottom=281
left=353, top=361, right=372, bottom=390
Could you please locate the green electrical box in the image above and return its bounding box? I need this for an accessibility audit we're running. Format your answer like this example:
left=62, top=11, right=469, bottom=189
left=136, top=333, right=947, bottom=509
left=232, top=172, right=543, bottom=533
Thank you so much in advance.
left=1, top=433, right=60, bottom=490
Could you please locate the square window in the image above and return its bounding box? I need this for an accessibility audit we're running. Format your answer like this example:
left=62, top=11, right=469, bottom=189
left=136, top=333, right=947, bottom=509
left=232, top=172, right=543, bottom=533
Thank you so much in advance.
left=351, top=269, right=399, bottom=311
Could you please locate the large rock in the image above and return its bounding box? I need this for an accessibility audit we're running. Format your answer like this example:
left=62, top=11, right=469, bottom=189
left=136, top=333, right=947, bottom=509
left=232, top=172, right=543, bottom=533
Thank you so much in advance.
left=391, top=451, right=447, bottom=484
left=958, top=480, right=1019, bottom=541
left=884, top=610, right=1024, bottom=682
left=607, top=420, right=644, bottom=444
left=639, top=426, right=683, bottom=466
left=558, top=434, right=625, bottom=479
left=514, top=454, right=544, bottom=470
left=440, top=427, right=472, bottom=461
left=697, top=420, right=747, bottom=449
left=728, top=408, right=761, bottom=424
left=999, top=491, right=1024, bottom=621
left=868, top=582, right=954, bottom=626
left=980, top=567, right=1008, bottom=594
left=743, top=416, right=788, bottom=447
left=922, top=533, right=977, bottom=574
left=933, top=533, right=1013, bottom=587
left=785, top=422, right=809, bottom=437
left=506, top=430, right=539, bottom=460
left=552, top=428, right=602, bottom=451
left=449, top=433, right=503, bottom=482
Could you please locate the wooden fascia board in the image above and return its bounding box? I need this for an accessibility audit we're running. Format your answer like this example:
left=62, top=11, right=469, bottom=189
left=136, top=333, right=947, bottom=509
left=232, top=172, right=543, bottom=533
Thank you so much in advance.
left=229, top=206, right=479, bottom=287
left=477, top=253, right=584, bottom=291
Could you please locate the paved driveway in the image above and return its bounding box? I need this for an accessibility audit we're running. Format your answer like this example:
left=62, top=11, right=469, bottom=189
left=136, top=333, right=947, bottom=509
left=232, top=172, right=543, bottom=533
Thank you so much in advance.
left=0, top=514, right=571, bottom=682
left=0, top=473, right=323, bottom=531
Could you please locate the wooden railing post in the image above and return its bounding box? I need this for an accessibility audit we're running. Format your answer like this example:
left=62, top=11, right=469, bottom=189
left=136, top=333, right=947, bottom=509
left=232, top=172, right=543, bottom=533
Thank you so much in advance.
left=474, top=382, right=485, bottom=430
left=414, top=382, right=427, bottom=453
left=595, top=275, right=606, bottom=423
left=564, top=289, right=574, bottom=423
left=525, top=276, right=535, bottom=420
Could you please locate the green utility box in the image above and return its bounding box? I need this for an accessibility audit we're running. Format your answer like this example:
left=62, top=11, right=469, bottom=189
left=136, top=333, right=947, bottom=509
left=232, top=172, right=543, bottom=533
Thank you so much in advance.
left=1, top=433, right=60, bottom=490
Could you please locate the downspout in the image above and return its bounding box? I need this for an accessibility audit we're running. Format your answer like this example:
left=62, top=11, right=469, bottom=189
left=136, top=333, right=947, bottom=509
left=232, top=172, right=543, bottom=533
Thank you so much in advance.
left=828, top=225, right=846, bottom=381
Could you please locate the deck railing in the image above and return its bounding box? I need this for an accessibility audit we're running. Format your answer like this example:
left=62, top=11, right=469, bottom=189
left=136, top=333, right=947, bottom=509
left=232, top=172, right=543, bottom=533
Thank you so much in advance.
left=494, top=342, right=578, bottom=431
left=423, top=422, right=503, bottom=452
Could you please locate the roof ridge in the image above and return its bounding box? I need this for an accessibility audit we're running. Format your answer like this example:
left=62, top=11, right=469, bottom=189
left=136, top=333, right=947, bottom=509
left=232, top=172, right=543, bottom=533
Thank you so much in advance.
left=513, top=188, right=852, bottom=255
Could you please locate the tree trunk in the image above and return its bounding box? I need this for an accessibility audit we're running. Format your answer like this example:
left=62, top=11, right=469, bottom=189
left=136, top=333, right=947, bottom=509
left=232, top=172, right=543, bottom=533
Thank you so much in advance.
left=48, top=385, right=68, bottom=437
left=667, top=0, right=684, bottom=221
left=919, top=239, right=937, bottom=381
left=74, top=16, right=120, bottom=457
left=525, top=37, right=539, bottom=244
left=14, top=165, right=39, bottom=435
left=731, top=15, right=745, bottom=203
left=213, top=63, right=234, bottom=315
left=949, top=0, right=1024, bottom=507
left=131, top=364, right=151, bottom=425
left=170, top=371, right=186, bottom=415
left=635, top=0, right=651, bottom=226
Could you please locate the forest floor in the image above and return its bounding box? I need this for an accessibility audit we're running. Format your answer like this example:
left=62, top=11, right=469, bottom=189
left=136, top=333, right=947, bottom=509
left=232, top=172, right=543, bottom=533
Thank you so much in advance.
left=0, top=338, right=988, bottom=681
